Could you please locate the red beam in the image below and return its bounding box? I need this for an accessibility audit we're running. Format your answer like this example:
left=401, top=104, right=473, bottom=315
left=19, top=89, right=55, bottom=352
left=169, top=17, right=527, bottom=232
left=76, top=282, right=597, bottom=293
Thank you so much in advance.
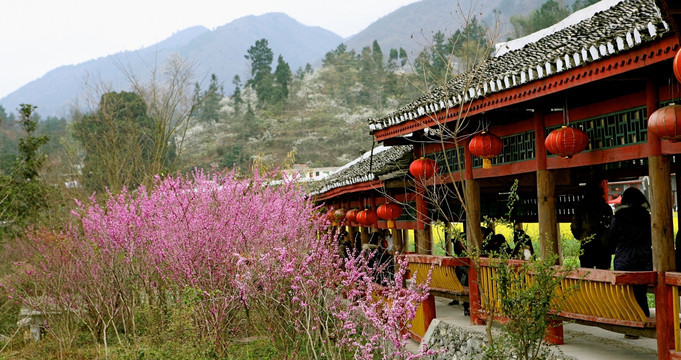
left=665, top=271, right=681, bottom=286
left=402, top=254, right=469, bottom=267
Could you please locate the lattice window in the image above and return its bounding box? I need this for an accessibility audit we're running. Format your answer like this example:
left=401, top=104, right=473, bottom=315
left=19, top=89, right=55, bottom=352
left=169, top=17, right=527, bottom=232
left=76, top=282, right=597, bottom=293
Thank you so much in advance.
left=396, top=201, right=417, bottom=221
left=546, top=106, right=647, bottom=153
left=426, top=147, right=465, bottom=174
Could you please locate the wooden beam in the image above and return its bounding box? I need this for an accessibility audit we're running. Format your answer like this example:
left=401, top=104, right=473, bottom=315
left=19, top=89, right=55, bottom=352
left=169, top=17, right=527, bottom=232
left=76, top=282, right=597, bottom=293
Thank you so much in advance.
left=648, top=78, right=676, bottom=360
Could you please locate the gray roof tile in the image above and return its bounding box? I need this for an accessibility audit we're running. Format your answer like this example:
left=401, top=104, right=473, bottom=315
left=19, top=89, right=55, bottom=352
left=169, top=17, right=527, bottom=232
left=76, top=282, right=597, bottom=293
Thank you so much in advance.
left=368, top=0, right=668, bottom=133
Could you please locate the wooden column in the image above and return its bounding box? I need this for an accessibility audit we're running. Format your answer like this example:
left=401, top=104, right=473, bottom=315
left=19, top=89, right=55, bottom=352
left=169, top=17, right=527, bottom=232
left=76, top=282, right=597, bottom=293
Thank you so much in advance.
left=534, top=109, right=560, bottom=263
left=346, top=200, right=356, bottom=253
left=463, top=138, right=484, bottom=325
left=393, top=228, right=404, bottom=254
left=464, top=139, right=482, bottom=250
left=415, top=181, right=431, bottom=254
left=647, top=80, right=675, bottom=360
left=413, top=145, right=431, bottom=255
left=676, top=169, right=681, bottom=245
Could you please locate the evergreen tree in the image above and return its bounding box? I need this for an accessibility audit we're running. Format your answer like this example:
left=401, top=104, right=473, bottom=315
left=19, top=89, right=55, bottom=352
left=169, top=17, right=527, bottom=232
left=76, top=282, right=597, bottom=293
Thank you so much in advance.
left=273, top=55, right=292, bottom=104
left=0, top=104, right=49, bottom=234
left=510, top=0, right=570, bottom=38
left=197, top=74, right=224, bottom=123
left=232, top=75, right=243, bottom=114
left=572, top=0, right=599, bottom=12
left=245, top=39, right=274, bottom=106
left=72, top=91, right=155, bottom=192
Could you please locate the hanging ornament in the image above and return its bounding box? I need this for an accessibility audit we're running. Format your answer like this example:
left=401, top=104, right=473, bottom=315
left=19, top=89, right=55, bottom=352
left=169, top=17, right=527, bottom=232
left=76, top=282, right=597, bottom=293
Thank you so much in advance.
left=469, top=131, right=503, bottom=169
left=648, top=104, right=681, bottom=142
left=345, top=208, right=359, bottom=224
left=332, top=208, right=347, bottom=226
left=674, top=49, right=681, bottom=84
left=377, top=202, right=403, bottom=229
left=356, top=209, right=378, bottom=227
left=409, top=157, right=438, bottom=180
left=545, top=126, right=589, bottom=158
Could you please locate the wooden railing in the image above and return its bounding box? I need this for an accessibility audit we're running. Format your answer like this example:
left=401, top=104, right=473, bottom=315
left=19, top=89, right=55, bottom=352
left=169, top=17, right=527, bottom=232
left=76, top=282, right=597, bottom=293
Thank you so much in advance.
left=477, top=258, right=657, bottom=337
left=665, top=271, right=681, bottom=359
left=403, top=255, right=469, bottom=340
left=405, top=255, right=660, bottom=342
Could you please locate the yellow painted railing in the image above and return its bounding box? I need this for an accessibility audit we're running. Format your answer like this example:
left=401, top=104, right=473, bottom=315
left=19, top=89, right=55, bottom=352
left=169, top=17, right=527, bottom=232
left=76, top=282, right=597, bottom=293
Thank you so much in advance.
left=406, top=255, right=468, bottom=294
left=478, top=258, right=656, bottom=327
left=665, top=272, right=681, bottom=352
left=403, top=255, right=468, bottom=339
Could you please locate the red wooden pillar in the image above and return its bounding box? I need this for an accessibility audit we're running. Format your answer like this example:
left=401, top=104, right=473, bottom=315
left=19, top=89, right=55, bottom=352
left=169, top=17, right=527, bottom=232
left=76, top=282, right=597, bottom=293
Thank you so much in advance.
left=535, top=109, right=564, bottom=343
left=413, top=147, right=431, bottom=254
left=464, top=138, right=484, bottom=325
left=647, top=80, right=675, bottom=360
left=422, top=293, right=436, bottom=337
left=534, top=109, right=560, bottom=263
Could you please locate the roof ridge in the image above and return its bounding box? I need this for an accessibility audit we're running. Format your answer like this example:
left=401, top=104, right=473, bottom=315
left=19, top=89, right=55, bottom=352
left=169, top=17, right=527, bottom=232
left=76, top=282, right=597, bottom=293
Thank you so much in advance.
left=368, top=0, right=668, bottom=133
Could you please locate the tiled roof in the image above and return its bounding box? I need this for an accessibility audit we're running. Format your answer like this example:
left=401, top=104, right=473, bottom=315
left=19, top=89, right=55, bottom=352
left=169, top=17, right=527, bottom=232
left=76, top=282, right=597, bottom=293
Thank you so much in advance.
left=368, top=0, right=669, bottom=133
left=309, top=145, right=413, bottom=196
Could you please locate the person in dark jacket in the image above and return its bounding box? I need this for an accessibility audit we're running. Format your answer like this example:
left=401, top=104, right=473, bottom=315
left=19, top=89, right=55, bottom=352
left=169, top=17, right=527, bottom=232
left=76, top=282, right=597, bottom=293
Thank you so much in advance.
left=511, top=228, right=535, bottom=260
left=571, top=180, right=613, bottom=269
left=606, top=187, right=652, bottom=317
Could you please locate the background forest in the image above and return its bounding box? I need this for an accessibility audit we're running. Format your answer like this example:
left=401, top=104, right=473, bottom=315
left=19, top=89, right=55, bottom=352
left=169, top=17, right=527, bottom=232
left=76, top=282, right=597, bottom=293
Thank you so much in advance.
left=0, top=0, right=603, bottom=358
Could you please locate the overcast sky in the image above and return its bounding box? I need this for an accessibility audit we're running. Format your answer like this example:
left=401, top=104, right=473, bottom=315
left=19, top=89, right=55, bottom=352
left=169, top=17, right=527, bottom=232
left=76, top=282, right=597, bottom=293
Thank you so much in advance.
left=0, top=0, right=419, bottom=100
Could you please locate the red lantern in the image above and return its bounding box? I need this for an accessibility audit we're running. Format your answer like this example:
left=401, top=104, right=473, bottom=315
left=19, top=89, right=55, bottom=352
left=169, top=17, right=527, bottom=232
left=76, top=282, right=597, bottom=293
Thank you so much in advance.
left=648, top=104, right=681, bottom=142
left=409, top=157, right=438, bottom=180
left=377, top=202, right=403, bottom=228
left=346, top=209, right=359, bottom=224
left=469, top=131, right=503, bottom=169
left=326, top=209, right=336, bottom=225
left=333, top=208, right=347, bottom=226
left=356, top=209, right=378, bottom=227
left=545, top=126, right=589, bottom=158
left=674, top=49, right=681, bottom=84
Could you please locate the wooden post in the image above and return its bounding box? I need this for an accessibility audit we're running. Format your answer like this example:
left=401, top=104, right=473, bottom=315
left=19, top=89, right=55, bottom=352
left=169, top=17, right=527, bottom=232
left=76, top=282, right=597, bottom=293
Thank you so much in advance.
left=675, top=166, right=681, bottom=254
left=464, top=139, right=482, bottom=250
left=360, top=226, right=369, bottom=247
left=534, top=109, right=560, bottom=263
left=468, top=261, right=484, bottom=325
left=422, top=294, right=436, bottom=335
left=393, top=228, right=404, bottom=254
left=647, top=80, right=675, bottom=360
left=445, top=222, right=453, bottom=256
left=463, top=138, right=484, bottom=324
left=415, top=181, right=431, bottom=254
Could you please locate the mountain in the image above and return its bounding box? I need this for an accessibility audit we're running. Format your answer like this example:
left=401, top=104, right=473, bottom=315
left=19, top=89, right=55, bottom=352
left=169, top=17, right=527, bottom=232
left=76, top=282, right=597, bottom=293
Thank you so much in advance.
left=344, top=0, right=569, bottom=57
left=0, top=13, right=342, bottom=118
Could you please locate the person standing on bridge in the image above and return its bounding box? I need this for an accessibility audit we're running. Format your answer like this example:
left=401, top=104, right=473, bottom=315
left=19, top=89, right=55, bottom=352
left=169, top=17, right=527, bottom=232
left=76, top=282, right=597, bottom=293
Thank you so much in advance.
left=607, top=187, right=653, bottom=317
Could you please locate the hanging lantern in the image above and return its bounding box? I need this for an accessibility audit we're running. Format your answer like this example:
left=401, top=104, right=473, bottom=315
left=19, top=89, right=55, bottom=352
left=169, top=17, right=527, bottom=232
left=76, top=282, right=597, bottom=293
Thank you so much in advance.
left=545, top=126, right=589, bottom=158
left=377, top=202, right=403, bottom=228
left=345, top=208, right=359, bottom=224
left=469, top=131, right=503, bottom=169
left=356, top=209, right=378, bottom=227
left=326, top=209, right=336, bottom=224
left=674, top=49, right=681, bottom=84
left=409, top=157, right=438, bottom=180
left=332, top=208, right=347, bottom=226
left=648, top=104, right=681, bottom=142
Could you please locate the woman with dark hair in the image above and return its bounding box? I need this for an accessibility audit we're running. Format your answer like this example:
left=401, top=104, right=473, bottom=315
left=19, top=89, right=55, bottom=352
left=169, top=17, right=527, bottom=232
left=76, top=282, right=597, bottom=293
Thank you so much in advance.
left=571, top=180, right=613, bottom=269
left=607, top=187, right=652, bottom=317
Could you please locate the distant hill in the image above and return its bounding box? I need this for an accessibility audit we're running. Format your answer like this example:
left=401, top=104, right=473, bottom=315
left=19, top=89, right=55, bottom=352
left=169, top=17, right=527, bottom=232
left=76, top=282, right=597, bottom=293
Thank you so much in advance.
left=344, top=0, right=568, bottom=57
left=0, top=13, right=342, bottom=118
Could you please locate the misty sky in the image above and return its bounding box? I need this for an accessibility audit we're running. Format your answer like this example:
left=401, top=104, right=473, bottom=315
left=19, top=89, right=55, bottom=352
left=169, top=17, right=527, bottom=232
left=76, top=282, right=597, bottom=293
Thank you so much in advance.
left=0, top=0, right=419, bottom=100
